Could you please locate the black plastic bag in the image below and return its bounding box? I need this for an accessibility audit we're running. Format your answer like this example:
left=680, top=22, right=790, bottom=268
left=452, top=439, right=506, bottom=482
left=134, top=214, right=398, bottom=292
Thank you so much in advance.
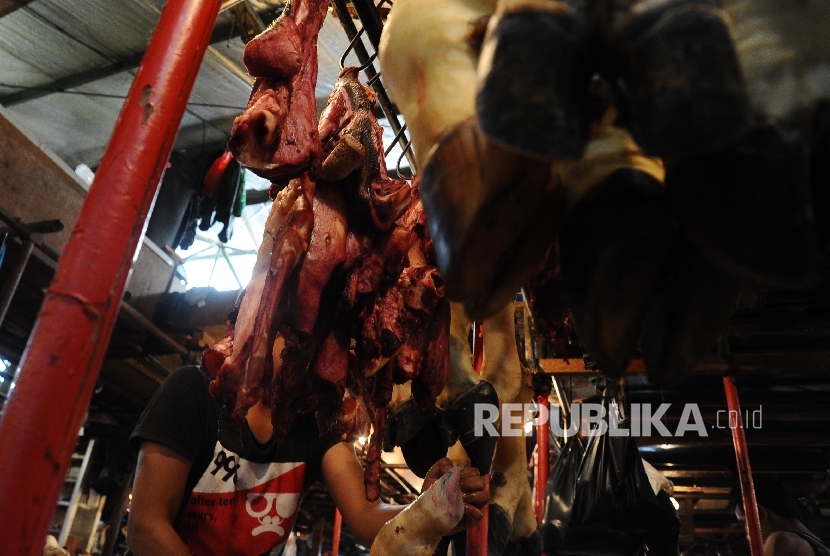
left=541, top=435, right=584, bottom=551
left=568, top=398, right=680, bottom=555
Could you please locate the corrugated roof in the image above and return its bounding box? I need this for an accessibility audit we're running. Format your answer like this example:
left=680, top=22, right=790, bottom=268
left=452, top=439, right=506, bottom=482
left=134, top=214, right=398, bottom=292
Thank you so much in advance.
left=0, top=0, right=360, bottom=169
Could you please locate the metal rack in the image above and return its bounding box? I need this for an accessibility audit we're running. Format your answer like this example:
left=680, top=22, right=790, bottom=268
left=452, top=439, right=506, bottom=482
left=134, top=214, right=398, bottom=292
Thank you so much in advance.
left=331, top=0, right=417, bottom=176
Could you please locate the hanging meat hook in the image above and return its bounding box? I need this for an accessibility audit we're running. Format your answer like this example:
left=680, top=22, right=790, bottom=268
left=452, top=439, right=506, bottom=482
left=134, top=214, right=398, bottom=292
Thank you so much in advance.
left=340, top=27, right=366, bottom=69
left=384, top=123, right=408, bottom=156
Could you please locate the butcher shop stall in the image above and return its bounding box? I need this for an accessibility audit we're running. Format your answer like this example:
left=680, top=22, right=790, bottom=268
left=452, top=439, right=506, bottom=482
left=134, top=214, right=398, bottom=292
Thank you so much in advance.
left=0, top=0, right=829, bottom=555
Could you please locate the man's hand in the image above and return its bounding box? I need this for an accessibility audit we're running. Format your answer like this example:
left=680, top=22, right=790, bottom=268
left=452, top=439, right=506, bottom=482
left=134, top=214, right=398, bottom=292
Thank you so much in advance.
left=422, top=457, right=490, bottom=533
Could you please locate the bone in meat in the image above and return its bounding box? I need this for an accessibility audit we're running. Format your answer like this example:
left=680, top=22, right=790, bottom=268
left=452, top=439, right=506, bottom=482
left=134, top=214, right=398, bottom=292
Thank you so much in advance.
left=228, top=0, right=329, bottom=180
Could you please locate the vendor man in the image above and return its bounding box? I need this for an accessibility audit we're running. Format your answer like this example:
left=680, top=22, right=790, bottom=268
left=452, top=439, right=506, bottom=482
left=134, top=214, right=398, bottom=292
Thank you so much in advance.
left=127, top=365, right=488, bottom=556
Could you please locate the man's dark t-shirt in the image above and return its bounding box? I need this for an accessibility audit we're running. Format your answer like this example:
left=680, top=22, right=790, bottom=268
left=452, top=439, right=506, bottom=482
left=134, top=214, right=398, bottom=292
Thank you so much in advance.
left=131, top=366, right=339, bottom=556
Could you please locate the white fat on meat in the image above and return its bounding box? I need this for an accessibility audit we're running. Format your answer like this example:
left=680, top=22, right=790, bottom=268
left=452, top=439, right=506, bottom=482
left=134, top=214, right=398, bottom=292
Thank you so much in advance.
left=723, top=0, right=830, bottom=120
left=370, top=463, right=466, bottom=556
left=379, top=0, right=496, bottom=168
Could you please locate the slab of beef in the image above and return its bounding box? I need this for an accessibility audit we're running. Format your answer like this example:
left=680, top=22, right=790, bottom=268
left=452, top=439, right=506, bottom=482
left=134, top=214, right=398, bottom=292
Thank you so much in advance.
left=228, top=0, right=329, bottom=181
left=208, top=176, right=315, bottom=418
left=201, top=324, right=234, bottom=380
left=205, top=66, right=450, bottom=502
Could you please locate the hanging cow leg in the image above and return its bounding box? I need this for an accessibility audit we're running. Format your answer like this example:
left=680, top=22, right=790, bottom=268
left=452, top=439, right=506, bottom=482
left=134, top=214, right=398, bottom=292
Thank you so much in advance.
left=488, top=380, right=541, bottom=556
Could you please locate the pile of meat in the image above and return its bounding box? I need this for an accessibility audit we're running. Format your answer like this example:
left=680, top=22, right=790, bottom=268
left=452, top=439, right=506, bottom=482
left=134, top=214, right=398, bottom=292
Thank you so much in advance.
left=203, top=0, right=449, bottom=502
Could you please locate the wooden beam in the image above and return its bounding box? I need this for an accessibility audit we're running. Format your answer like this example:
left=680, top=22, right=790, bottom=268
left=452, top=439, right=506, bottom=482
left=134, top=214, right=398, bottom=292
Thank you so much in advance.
left=540, top=350, right=830, bottom=376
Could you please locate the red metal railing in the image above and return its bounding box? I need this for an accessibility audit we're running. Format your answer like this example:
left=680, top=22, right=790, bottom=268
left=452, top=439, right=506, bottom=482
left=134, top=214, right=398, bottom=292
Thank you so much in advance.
left=0, top=0, right=221, bottom=553
left=724, top=375, right=764, bottom=556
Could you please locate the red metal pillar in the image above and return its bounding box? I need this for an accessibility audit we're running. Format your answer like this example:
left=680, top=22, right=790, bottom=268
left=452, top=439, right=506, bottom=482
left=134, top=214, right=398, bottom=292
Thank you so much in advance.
left=332, top=508, right=342, bottom=555
left=724, top=376, right=764, bottom=556
left=472, top=321, right=484, bottom=374
left=468, top=321, right=488, bottom=556
left=0, top=0, right=222, bottom=553
left=535, top=393, right=550, bottom=525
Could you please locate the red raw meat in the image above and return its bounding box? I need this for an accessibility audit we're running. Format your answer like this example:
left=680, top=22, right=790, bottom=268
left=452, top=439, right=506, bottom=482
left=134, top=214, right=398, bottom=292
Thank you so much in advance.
left=229, top=0, right=329, bottom=180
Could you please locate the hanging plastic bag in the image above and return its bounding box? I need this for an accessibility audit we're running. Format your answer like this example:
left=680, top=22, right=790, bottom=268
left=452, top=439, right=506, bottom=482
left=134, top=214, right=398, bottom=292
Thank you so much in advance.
left=541, top=434, right=584, bottom=551
left=567, top=397, right=680, bottom=555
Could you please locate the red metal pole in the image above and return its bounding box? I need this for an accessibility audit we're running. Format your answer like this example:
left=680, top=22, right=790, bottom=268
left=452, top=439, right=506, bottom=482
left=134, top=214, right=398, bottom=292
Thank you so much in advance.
left=472, top=321, right=484, bottom=373
left=535, top=393, right=550, bottom=525
left=724, top=376, right=764, bottom=556
left=467, top=321, right=488, bottom=556
left=466, top=474, right=490, bottom=556
left=0, top=1, right=221, bottom=553
left=332, top=508, right=342, bottom=555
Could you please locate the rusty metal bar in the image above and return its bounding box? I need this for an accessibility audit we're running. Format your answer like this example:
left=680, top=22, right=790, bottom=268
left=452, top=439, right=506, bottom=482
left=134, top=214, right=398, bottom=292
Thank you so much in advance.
left=724, top=375, right=764, bottom=556
left=466, top=473, right=490, bottom=556
left=0, top=0, right=222, bottom=552
left=0, top=237, right=34, bottom=327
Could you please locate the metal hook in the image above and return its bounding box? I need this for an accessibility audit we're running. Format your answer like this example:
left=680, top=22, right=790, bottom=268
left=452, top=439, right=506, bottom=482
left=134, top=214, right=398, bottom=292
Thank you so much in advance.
left=396, top=139, right=414, bottom=179
left=384, top=123, right=408, bottom=156
left=340, top=27, right=366, bottom=69
left=366, top=70, right=382, bottom=87
left=355, top=52, right=378, bottom=74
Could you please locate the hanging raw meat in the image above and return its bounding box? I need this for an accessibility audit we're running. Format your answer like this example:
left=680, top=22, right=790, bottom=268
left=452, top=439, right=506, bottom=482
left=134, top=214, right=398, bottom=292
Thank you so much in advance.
left=228, top=0, right=329, bottom=181
left=318, top=67, right=412, bottom=229
left=205, top=66, right=451, bottom=501
left=209, top=177, right=314, bottom=416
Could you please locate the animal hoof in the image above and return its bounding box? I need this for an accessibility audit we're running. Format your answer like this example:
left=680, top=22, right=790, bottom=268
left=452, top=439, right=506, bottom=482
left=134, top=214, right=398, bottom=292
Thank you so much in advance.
left=385, top=398, right=435, bottom=450
left=559, top=168, right=677, bottom=378
left=667, top=124, right=820, bottom=288
left=487, top=504, right=514, bottom=556
left=608, top=0, right=749, bottom=158
left=449, top=380, right=500, bottom=473
left=476, top=2, right=591, bottom=160
left=400, top=413, right=452, bottom=478
left=420, top=117, right=567, bottom=320
left=641, top=240, right=739, bottom=387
